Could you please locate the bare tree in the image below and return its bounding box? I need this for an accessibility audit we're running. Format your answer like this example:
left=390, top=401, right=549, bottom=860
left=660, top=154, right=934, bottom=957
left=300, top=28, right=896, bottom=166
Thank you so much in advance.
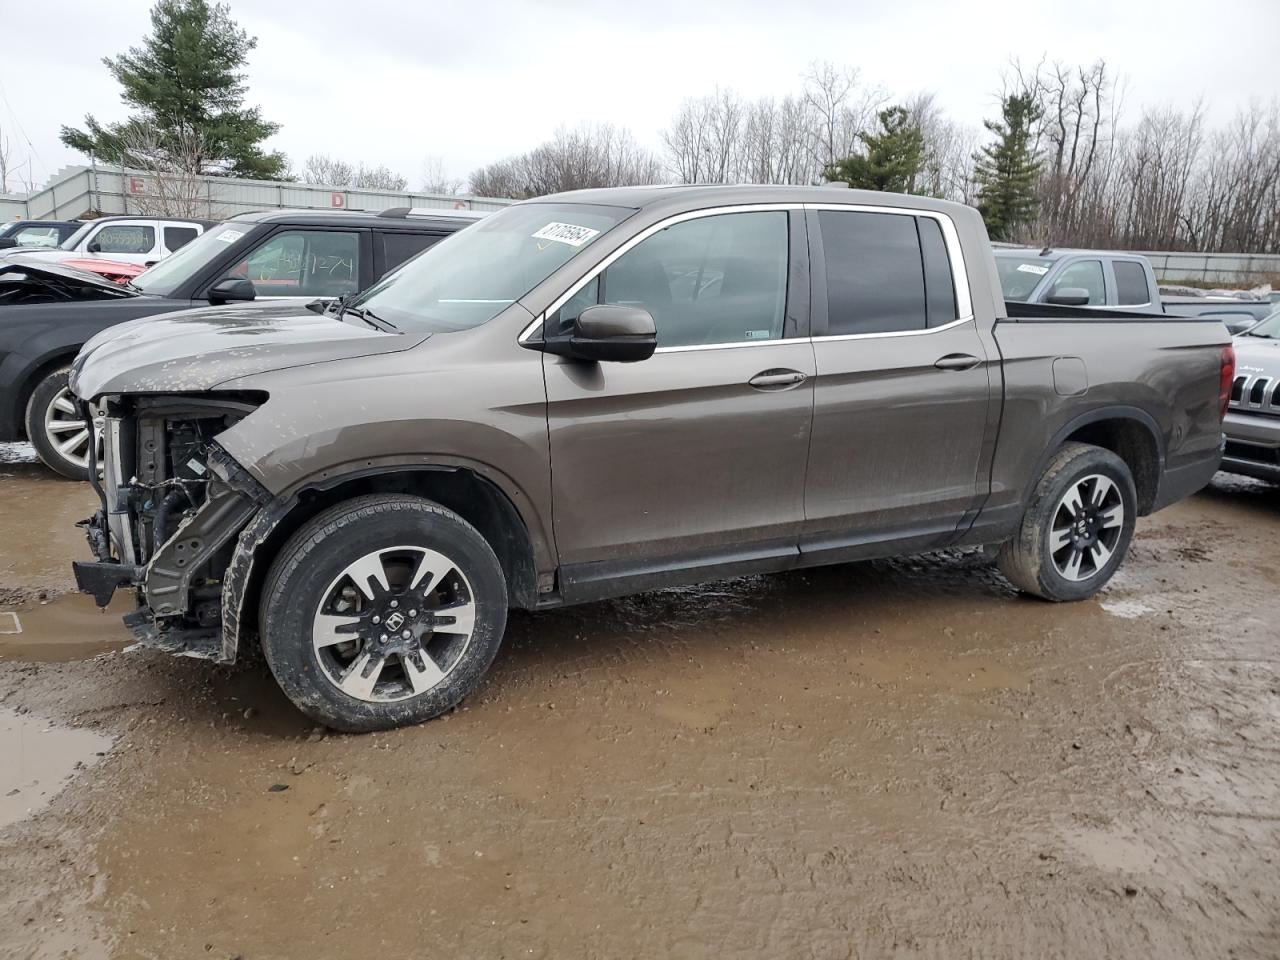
left=0, top=123, right=11, bottom=193
left=115, top=126, right=213, bottom=217
left=469, top=124, right=663, bottom=199
left=904, top=92, right=980, bottom=202
left=421, top=156, right=464, bottom=195
left=300, top=154, right=408, bottom=191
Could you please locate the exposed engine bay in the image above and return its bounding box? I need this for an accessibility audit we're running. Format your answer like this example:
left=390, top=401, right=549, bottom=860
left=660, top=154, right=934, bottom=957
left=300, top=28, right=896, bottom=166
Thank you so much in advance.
left=74, top=393, right=270, bottom=659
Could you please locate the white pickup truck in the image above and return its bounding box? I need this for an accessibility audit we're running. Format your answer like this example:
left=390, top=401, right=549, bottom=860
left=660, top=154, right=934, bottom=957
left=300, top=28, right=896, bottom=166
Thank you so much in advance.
left=0, top=215, right=213, bottom=268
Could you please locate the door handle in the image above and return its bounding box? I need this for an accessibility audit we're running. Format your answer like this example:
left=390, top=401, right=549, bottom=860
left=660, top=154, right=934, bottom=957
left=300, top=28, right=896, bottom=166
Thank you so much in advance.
left=748, top=369, right=808, bottom=390
left=934, top=354, right=981, bottom=371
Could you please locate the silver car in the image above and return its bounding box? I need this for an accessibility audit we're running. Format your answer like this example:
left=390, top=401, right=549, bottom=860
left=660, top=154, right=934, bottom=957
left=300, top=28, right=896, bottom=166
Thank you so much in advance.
left=1223, top=307, right=1280, bottom=482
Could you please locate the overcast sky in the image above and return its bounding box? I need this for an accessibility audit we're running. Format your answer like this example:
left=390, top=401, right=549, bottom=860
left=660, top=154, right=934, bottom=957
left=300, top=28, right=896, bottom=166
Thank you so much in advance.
left=1, top=0, right=1276, bottom=193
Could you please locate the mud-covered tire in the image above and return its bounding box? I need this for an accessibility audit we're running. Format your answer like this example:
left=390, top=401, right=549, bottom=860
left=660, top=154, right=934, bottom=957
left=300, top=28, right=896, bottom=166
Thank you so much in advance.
left=997, top=442, right=1137, bottom=602
left=259, top=494, right=508, bottom=733
left=25, top=367, right=91, bottom=481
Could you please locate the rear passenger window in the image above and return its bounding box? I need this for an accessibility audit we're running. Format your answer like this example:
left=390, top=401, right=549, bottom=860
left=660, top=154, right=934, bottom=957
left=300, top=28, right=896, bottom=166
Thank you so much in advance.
left=818, top=211, right=926, bottom=335
left=382, top=232, right=442, bottom=272
left=164, top=226, right=198, bottom=251
left=1113, top=261, right=1150, bottom=306
left=582, top=211, right=788, bottom=348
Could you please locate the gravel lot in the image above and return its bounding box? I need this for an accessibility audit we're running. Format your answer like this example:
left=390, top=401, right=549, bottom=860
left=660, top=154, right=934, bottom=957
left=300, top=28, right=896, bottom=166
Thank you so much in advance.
left=1, top=443, right=1277, bottom=959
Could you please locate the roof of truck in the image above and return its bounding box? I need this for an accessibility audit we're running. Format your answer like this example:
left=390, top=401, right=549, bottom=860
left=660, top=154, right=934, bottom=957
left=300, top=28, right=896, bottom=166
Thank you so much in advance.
left=993, top=246, right=1149, bottom=262
left=527, top=183, right=975, bottom=217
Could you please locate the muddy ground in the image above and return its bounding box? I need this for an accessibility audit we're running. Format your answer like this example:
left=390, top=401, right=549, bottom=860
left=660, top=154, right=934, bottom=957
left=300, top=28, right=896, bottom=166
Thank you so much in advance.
left=0, top=445, right=1276, bottom=959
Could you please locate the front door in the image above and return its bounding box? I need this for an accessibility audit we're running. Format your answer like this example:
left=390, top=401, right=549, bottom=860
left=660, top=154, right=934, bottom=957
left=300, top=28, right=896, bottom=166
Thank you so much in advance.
left=801, top=206, right=995, bottom=561
left=543, top=208, right=815, bottom=601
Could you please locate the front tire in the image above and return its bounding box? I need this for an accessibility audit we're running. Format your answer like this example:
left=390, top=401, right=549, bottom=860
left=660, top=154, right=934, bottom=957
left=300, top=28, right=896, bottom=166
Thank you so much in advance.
left=997, top=442, right=1137, bottom=602
left=259, top=494, right=508, bottom=733
left=25, top=367, right=96, bottom=481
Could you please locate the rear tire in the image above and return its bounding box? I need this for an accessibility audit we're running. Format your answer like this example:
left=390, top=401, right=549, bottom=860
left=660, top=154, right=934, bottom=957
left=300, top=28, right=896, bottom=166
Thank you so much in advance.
left=25, top=367, right=94, bottom=481
left=259, top=494, right=508, bottom=733
left=997, top=442, right=1137, bottom=602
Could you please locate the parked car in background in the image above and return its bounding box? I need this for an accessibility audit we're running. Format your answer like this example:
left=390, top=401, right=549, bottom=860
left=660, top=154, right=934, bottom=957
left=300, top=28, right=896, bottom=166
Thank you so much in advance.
left=0, top=207, right=485, bottom=479
left=994, top=247, right=1271, bottom=333
left=0, top=216, right=215, bottom=269
left=0, top=219, right=83, bottom=249
left=67, top=185, right=1232, bottom=732
left=1222, top=307, right=1280, bottom=483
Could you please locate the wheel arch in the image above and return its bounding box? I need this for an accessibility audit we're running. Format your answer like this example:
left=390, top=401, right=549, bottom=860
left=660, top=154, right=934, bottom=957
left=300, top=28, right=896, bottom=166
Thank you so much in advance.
left=14, top=349, right=81, bottom=440
left=222, top=462, right=544, bottom=662
left=1035, top=406, right=1164, bottom=515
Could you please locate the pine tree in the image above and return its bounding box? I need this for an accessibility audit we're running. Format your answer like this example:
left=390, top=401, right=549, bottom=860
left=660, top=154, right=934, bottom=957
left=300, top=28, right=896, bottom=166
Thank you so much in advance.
left=60, top=0, right=285, bottom=179
left=973, top=93, right=1043, bottom=241
left=823, top=106, right=925, bottom=194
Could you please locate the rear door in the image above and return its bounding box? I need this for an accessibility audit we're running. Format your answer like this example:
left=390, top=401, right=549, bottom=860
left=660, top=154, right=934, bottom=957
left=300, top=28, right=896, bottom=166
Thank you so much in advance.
left=542, top=207, right=815, bottom=599
left=801, top=205, right=995, bottom=561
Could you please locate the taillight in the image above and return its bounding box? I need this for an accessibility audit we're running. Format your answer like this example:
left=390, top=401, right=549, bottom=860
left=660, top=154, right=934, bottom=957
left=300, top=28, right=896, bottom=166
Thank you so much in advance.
left=1219, top=345, right=1236, bottom=419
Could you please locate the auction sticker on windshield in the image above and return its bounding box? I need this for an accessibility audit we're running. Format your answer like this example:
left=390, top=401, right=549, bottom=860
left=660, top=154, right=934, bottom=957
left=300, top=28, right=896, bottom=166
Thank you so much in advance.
left=1016, top=263, right=1050, bottom=275
left=532, top=222, right=601, bottom=247
left=215, top=230, right=242, bottom=243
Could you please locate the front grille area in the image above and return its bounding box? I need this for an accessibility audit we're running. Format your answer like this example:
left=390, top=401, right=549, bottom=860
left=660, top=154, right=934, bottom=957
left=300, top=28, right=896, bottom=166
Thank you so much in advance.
left=1228, top=374, right=1280, bottom=414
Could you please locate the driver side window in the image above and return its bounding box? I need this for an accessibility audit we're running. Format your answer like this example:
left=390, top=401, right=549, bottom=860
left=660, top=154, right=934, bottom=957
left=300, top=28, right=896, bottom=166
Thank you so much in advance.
left=1047, top=260, right=1106, bottom=305
left=549, top=211, right=789, bottom=347
left=229, top=230, right=360, bottom=298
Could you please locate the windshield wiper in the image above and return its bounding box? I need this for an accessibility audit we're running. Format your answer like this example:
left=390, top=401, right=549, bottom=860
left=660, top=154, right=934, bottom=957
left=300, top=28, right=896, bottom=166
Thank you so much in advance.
left=336, top=297, right=398, bottom=332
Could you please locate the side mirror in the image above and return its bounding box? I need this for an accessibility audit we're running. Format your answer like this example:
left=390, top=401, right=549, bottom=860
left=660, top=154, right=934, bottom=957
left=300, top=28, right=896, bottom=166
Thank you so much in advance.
left=208, top=277, right=257, bottom=304
left=548, top=304, right=657, bottom=363
left=1045, top=287, right=1091, bottom=306
left=86, top=240, right=102, bottom=254
left=0, top=238, right=16, bottom=249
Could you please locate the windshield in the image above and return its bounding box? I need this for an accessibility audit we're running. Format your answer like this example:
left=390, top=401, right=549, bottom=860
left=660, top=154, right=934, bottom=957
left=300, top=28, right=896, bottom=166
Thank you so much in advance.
left=132, top=223, right=254, bottom=296
left=1244, top=307, right=1280, bottom=339
left=59, top=221, right=96, bottom=251
left=996, top=256, right=1053, bottom=301
left=350, top=202, right=633, bottom=332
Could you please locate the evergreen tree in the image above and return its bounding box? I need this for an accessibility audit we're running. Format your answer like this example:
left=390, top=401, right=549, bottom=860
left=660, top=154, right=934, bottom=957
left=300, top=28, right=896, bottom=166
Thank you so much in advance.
left=973, top=93, right=1043, bottom=241
left=823, top=106, right=925, bottom=194
left=60, top=0, right=285, bottom=179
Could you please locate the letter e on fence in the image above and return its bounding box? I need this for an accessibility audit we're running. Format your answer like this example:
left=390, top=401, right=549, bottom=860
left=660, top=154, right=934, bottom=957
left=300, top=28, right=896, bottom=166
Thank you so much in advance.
left=129, top=177, right=145, bottom=195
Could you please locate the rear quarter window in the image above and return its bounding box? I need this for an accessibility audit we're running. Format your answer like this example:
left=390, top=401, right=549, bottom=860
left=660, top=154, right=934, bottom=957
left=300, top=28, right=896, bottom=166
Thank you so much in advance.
left=381, top=232, right=443, bottom=272
left=1113, top=261, right=1151, bottom=306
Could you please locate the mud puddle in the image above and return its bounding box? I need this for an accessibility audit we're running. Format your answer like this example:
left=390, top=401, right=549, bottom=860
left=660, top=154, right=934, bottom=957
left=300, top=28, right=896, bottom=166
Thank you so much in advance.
left=0, top=474, right=1276, bottom=959
left=0, top=592, right=134, bottom=662
left=0, top=707, right=113, bottom=830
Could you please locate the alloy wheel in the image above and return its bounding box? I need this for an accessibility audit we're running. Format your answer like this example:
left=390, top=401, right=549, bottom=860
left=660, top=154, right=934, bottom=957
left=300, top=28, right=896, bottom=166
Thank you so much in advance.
left=1048, top=473, right=1125, bottom=582
left=42, top=385, right=100, bottom=471
left=312, top=545, right=477, bottom=703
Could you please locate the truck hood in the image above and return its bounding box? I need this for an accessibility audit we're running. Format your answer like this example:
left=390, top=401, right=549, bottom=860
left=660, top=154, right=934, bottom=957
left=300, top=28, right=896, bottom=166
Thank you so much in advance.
left=71, top=300, right=420, bottom=400
left=1233, top=332, right=1280, bottom=377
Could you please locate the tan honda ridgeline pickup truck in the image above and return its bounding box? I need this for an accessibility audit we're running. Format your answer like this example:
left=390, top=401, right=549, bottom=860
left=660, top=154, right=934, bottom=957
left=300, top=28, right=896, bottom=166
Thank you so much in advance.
left=68, top=185, right=1234, bottom=731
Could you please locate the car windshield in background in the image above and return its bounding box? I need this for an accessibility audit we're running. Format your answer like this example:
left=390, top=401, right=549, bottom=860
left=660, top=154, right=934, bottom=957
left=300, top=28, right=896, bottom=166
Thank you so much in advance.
left=58, top=222, right=96, bottom=251
left=1244, top=308, right=1280, bottom=338
left=131, top=223, right=254, bottom=296
left=350, top=202, right=634, bottom=333
left=996, top=256, right=1053, bottom=301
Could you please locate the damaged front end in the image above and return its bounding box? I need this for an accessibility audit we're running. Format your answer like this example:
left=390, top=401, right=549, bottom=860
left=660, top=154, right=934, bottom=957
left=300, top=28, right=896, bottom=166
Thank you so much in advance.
left=73, top=394, right=270, bottom=661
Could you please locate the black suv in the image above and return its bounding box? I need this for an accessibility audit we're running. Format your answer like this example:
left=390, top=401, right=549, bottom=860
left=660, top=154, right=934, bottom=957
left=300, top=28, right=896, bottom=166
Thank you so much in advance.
left=0, top=207, right=486, bottom=478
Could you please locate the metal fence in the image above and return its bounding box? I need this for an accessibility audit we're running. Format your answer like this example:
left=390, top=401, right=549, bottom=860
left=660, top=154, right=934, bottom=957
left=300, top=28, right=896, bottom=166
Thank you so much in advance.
left=0, top=164, right=513, bottom=221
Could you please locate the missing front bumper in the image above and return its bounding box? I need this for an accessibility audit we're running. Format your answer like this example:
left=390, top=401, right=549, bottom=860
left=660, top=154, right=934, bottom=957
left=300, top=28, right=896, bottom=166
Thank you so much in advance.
left=72, top=558, right=143, bottom=607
